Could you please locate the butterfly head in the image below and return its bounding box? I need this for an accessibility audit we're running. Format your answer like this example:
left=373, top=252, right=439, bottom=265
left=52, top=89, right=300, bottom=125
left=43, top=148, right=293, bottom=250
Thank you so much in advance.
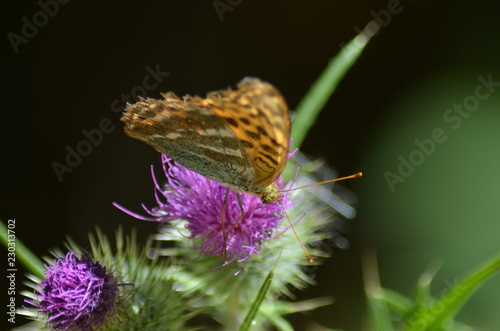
left=259, top=183, right=283, bottom=204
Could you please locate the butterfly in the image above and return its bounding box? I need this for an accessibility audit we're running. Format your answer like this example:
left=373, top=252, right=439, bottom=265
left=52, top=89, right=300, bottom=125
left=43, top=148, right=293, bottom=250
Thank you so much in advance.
left=121, top=78, right=362, bottom=262
left=121, top=77, right=290, bottom=204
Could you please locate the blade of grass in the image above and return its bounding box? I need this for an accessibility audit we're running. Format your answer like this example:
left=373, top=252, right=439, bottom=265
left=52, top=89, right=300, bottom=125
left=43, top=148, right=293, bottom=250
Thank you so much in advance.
left=291, top=20, right=380, bottom=151
left=0, top=220, right=44, bottom=278
left=239, top=252, right=281, bottom=331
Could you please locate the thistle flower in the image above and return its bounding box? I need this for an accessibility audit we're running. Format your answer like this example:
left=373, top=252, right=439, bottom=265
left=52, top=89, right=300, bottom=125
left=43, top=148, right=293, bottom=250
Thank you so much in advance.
left=18, top=229, right=202, bottom=330
left=26, top=252, right=119, bottom=331
left=114, top=155, right=295, bottom=264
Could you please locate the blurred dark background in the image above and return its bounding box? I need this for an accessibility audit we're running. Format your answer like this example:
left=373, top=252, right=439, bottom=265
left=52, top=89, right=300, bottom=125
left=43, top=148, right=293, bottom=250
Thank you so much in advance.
left=2, top=1, right=500, bottom=330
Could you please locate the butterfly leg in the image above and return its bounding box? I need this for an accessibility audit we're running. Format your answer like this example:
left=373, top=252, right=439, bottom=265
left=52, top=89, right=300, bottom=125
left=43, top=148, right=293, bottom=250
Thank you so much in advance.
left=220, top=188, right=230, bottom=260
left=235, top=193, right=245, bottom=222
left=220, top=190, right=246, bottom=261
left=226, top=193, right=245, bottom=237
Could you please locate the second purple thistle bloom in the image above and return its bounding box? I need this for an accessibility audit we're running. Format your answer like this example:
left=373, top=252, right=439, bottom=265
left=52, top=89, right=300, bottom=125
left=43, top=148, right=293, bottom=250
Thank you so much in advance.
left=115, top=155, right=296, bottom=263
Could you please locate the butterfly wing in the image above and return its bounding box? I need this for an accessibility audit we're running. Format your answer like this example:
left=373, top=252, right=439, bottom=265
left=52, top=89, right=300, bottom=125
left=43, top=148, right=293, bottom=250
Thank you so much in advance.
left=190, top=78, right=291, bottom=194
left=122, top=92, right=256, bottom=190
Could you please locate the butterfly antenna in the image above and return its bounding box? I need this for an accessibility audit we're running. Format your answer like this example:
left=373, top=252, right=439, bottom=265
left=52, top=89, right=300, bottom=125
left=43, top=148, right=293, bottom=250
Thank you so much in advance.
left=284, top=172, right=363, bottom=193
left=279, top=201, right=314, bottom=263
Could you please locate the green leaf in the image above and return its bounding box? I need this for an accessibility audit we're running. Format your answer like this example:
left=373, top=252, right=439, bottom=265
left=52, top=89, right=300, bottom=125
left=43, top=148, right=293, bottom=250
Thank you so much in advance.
left=405, top=261, right=443, bottom=324
left=261, top=297, right=334, bottom=331
left=363, top=251, right=394, bottom=331
left=239, top=253, right=281, bottom=331
left=291, top=22, right=380, bottom=151
left=0, top=220, right=44, bottom=278
left=376, top=288, right=413, bottom=314
left=414, top=261, right=442, bottom=308
left=403, top=254, right=500, bottom=331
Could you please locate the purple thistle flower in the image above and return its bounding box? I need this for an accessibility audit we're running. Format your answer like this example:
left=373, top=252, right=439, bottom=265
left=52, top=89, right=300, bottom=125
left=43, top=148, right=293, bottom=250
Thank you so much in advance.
left=115, top=155, right=295, bottom=263
left=28, top=252, right=119, bottom=331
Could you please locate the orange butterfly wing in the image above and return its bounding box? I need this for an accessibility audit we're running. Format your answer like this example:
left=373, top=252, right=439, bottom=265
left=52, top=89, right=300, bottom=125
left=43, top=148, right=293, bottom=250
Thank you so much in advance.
left=122, top=92, right=255, bottom=190
left=190, top=78, right=291, bottom=195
